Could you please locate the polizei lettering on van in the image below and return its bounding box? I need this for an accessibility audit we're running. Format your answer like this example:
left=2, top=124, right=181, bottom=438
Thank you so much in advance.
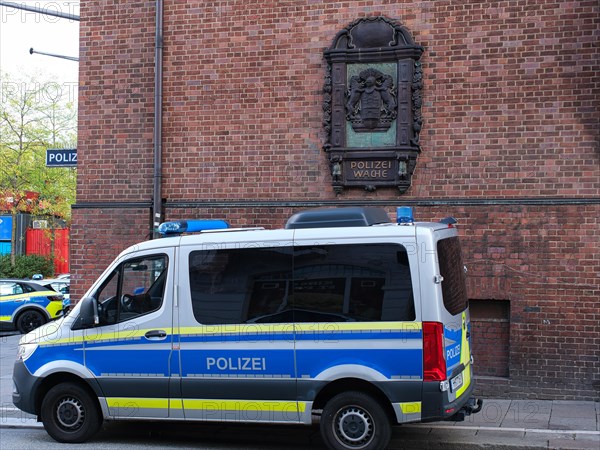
left=206, top=357, right=267, bottom=371
left=447, top=344, right=461, bottom=360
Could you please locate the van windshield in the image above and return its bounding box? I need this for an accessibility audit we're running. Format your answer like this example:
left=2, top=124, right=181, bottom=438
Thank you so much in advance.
left=437, top=236, right=468, bottom=315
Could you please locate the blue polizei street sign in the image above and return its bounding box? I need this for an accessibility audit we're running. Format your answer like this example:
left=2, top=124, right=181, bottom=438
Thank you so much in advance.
left=46, top=148, right=77, bottom=167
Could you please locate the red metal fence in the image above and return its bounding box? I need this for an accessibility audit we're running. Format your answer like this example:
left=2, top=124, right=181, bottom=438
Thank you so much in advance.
left=25, top=228, right=70, bottom=274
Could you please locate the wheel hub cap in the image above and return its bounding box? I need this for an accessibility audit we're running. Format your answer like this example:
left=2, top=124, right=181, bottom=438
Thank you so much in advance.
left=336, top=406, right=373, bottom=447
left=56, top=397, right=84, bottom=430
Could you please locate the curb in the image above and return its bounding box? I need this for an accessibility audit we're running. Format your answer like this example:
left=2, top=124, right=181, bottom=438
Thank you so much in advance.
left=407, top=423, right=600, bottom=435
left=0, top=418, right=42, bottom=429
left=1, top=418, right=598, bottom=435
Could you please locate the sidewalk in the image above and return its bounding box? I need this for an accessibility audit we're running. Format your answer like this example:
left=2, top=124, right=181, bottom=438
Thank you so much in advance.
left=403, top=398, right=600, bottom=450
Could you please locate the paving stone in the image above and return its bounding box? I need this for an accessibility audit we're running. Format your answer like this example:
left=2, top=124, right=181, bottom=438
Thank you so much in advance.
left=462, top=399, right=511, bottom=427
left=548, top=418, right=598, bottom=431
left=552, top=401, right=598, bottom=419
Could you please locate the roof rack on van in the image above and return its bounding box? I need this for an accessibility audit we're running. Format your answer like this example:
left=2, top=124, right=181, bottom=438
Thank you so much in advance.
left=440, top=217, right=458, bottom=225
left=285, top=207, right=391, bottom=229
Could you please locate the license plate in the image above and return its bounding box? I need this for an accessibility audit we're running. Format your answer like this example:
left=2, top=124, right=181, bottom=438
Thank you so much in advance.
left=451, top=372, right=463, bottom=391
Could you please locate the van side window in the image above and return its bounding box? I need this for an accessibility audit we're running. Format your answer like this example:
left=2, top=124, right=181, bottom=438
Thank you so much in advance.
left=188, top=243, right=414, bottom=324
left=189, top=247, right=292, bottom=324
left=93, top=255, right=168, bottom=325
left=291, top=244, right=414, bottom=322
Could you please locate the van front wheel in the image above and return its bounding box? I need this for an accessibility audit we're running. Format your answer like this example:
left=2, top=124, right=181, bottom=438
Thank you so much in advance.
left=41, top=382, right=102, bottom=443
left=320, top=391, right=391, bottom=450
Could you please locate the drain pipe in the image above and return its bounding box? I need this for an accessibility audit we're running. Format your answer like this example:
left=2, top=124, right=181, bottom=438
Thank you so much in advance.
left=152, top=0, right=164, bottom=238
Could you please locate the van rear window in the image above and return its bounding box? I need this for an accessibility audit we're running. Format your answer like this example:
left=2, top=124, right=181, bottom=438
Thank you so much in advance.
left=437, top=237, right=468, bottom=316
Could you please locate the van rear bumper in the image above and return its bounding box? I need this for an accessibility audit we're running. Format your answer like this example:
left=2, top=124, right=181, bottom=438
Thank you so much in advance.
left=447, top=397, right=483, bottom=421
left=421, top=377, right=479, bottom=422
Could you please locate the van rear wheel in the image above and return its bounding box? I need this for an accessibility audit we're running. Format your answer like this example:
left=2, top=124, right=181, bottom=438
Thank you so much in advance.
left=41, top=382, right=102, bottom=443
left=320, top=391, right=391, bottom=450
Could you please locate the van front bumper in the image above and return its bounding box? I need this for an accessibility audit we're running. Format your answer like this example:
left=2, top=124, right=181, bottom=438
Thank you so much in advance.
left=12, top=359, right=39, bottom=415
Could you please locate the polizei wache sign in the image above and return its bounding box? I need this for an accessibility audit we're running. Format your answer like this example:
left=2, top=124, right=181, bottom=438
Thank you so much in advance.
left=46, top=149, right=77, bottom=167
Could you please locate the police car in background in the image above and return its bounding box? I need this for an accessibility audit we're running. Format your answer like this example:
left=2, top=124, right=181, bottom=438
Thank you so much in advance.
left=13, top=207, right=482, bottom=450
left=0, top=279, right=65, bottom=333
left=38, top=278, right=71, bottom=312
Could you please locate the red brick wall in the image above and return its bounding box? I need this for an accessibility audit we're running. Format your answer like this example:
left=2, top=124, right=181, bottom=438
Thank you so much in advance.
left=70, top=208, right=150, bottom=296
left=471, top=320, right=510, bottom=378
left=74, top=1, right=600, bottom=400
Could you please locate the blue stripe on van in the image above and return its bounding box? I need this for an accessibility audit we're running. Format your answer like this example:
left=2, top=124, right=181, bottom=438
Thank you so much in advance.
left=296, top=348, right=423, bottom=379
left=181, top=349, right=295, bottom=377
left=25, top=344, right=85, bottom=375
left=85, top=349, right=173, bottom=377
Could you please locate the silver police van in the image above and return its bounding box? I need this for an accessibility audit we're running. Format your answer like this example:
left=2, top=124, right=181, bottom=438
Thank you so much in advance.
left=13, top=207, right=481, bottom=450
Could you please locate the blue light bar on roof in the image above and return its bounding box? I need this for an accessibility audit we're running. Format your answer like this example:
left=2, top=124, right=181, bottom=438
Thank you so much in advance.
left=396, top=206, right=414, bottom=224
left=158, top=219, right=229, bottom=236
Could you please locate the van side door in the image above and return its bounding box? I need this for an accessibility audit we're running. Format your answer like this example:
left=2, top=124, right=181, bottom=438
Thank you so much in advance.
left=83, top=248, right=175, bottom=419
left=291, top=230, right=423, bottom=423
left=177, top=232, right=301, bottom=423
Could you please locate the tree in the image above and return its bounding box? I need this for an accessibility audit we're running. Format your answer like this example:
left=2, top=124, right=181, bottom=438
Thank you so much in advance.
left=0, top=71, right=77, bottom=262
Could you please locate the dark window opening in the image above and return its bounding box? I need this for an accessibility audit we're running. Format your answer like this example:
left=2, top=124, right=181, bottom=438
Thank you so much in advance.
left=469, top=299, right=510, bottom=378
left=437, top=237, right=468, bottom=315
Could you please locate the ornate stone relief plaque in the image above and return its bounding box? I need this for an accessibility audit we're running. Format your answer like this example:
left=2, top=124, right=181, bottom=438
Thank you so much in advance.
left=323, top=17, right=424, bottom=193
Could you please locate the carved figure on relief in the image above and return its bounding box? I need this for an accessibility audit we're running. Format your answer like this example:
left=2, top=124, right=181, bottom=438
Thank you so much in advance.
left=346, top=68, right=397, bottom=131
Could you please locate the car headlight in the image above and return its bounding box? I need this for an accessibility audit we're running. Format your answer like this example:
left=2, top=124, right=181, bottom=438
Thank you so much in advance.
left=17, top=343, right=38, bottom=362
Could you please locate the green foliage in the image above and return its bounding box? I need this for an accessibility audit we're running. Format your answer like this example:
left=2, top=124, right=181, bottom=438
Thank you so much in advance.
left=0, top=70, right=77, bottom=220
left=0, top=254, right=54, bottom=279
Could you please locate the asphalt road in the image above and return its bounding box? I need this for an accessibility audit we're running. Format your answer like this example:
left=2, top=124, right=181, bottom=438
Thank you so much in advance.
left=1, top=420, right=325, bottom=450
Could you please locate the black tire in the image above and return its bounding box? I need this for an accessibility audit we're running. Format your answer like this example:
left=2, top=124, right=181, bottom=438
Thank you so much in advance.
left=41, top=382, right=102, bottom=443
left=16, top=309, right=46, bottom=334
left=320, top=391, right=391, bottom=450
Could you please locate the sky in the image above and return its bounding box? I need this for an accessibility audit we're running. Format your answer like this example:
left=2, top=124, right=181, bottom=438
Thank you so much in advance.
left=0, top=1, right=79, bottom=89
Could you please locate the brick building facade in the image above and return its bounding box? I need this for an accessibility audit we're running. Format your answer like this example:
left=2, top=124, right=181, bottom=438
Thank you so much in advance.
left=73, top=1, right=599, bottom=400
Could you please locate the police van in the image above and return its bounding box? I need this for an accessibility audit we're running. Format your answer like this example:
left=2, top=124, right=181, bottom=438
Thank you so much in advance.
left=13, top=207, right=482, bottom=450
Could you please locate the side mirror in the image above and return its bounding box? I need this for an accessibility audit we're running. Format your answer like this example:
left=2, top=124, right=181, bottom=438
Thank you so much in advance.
left=72, top=297, right=99, bottom=330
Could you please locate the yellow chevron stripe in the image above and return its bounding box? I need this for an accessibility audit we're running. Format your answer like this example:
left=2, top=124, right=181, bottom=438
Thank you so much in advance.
left=45, top=301, right=63, bottom=318
left=0, top=291, right=58, bottom=302
left=39, top=321, right=422, bottom=346
left=295, top=321, right=422, bottom=332
left=179, top=321, right=421, bottom=336
left=399, top=401, right=422, bottom=414
left=106, top=398, right=304, bottom=413
left=38, top=328, right=176, bottom=346
left=169, top=399, right=183, bottom=410
left=107, top=397, right=169, bottom=409
left=455, top=311, right=472, bottom=398
left=183, top=399, right=305, bottom=413
left=179, top=324, right=293, bottom=336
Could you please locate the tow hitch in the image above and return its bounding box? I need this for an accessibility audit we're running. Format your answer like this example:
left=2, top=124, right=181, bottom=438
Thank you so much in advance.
left=448, top=398, right=483, bottom=422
